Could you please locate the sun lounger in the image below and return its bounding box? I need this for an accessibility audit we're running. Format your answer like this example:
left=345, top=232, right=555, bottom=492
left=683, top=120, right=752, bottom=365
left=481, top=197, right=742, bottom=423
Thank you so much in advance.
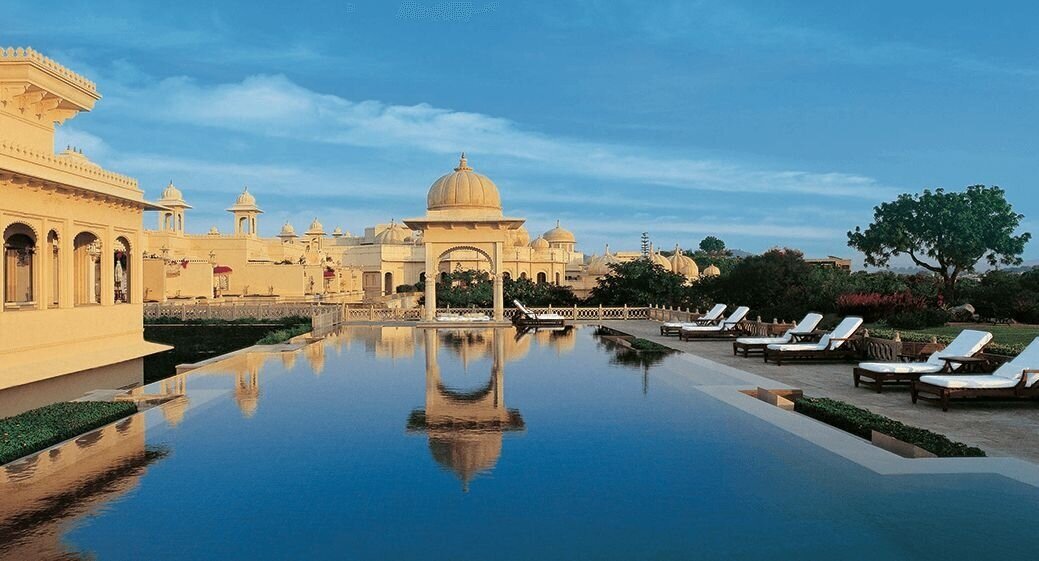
left=660, top=304, right=726, bottom=336
left=732, top=313, right=824, bottom=357
left=911, top=337, right=1039, bottom=411
left=853, top=329, right=993, bottom=393
left=678, top=306, right=750, bottom=341
left=763, top=317, right=863, bottom=365
left=512, top=300, right=566, bottom=326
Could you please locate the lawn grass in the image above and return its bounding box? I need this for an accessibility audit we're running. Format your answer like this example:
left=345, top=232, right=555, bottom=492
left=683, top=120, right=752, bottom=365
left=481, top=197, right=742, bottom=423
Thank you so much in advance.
left=866, top=322, right=1039, bottom=354
left=0, top=401, right=138, bottom=465
left=256, top=322, right=312, bottom=345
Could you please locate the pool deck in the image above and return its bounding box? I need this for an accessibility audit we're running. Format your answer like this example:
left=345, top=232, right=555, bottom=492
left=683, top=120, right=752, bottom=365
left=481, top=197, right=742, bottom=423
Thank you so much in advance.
left=601, top=320, right=1039, bottom=463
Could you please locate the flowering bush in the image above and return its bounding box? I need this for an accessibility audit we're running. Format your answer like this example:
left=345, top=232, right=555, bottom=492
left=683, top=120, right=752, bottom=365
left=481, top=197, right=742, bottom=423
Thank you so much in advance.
left=836, top=291, right=927, bottom=322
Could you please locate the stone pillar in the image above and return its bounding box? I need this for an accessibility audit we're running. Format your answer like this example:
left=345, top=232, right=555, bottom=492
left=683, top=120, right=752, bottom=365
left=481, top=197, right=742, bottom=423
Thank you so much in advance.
left=424, top=243, right=436, bottom=321
left=493, top=242, right=504, bottom=322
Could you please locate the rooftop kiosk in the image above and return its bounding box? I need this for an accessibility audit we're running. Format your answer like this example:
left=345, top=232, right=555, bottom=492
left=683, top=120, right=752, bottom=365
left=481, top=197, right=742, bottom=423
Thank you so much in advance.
left=405, top=154, right=524, bottom=327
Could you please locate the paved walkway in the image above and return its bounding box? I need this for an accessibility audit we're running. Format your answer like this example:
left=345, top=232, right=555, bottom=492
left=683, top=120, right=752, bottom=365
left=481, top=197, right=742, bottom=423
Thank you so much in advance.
left=602, top=320, right=1039, bottom=462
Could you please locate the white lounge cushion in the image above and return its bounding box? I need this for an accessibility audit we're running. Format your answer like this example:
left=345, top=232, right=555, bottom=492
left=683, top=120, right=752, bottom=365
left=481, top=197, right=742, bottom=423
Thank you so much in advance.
left=858, top=362, right=944, bottom=374
left=683, top=306, right=750, bottom=333
left=700, top=303, right=727, bottom=322
left=918, top=374, right=1019, bottom=389
left=768, top=341, right=828, bottom=352
left=737, top=336, right=790, bottom=345
left=682, top=324, right=724, bottom=333
left=532, top=313, right=565, bottom=320
left=767, top=317, right=863, bottom=352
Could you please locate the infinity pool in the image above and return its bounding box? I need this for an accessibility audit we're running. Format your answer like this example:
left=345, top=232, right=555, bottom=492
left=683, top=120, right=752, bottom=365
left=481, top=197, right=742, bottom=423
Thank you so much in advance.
left=2, top=326, right=1038, bottom=560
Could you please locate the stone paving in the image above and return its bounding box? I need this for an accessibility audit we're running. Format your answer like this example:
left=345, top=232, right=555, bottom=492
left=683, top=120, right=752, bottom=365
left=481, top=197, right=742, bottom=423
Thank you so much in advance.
left=601, top=320, right=1039, bottom=462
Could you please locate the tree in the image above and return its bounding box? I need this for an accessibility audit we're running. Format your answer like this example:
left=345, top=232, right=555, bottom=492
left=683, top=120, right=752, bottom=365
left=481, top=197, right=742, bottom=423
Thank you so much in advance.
left=848, top=185, right=1030, bottom=300
left=586, top=259, right=693, bottom=307
left=416, top=270, right=578, bottom=307
left=640, top=232, right=650, bottom=256
left=698, top=235, right=726, bottom=255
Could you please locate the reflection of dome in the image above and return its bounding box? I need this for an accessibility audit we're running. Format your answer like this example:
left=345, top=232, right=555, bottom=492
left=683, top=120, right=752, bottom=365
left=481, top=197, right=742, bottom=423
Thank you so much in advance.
left=703, top=264, right=721, bottom=277
left=587, top=244, right=619, bottom=276
left=426, top=154, right=502, bottom=215
left=669, top=244, right=699, bottom=279
left=530, top=236, right=549, bottom=250
left=428, top=432, right=502, bottom=489
left=374, top=221, right=410, bottom=244
left=543, top=221, right=575, bottom=243
left=278, top=222, right=297, bottom=238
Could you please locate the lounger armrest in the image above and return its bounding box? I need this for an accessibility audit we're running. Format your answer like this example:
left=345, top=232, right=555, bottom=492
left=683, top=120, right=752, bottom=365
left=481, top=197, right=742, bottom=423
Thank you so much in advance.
left=826, top=337, right=856, bottom=350
left=694, top=317, right=722, bottom=326
left=1020, top=369, right=1039, bottom=388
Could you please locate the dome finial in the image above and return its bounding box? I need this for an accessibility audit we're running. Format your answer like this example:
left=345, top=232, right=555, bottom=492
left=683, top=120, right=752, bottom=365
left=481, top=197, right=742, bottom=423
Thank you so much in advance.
left=455, top=152, right=471, bottom=172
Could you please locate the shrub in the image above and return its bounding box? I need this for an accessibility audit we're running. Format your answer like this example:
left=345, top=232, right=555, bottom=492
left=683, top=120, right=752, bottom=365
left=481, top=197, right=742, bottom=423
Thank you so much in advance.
left=629, top=338, right=671, bottom=352
left=794, top=397, right=985, bottom=457
left=1, top=401, right=138, bottom=465
left=396, top=284, right=417, bottom=293
left=885, top=307, right=951, bottom=329
left=256, top=322, right=312, bottom=344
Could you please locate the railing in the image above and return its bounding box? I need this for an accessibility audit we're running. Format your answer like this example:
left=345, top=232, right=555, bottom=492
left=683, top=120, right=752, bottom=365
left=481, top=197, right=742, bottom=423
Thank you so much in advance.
left=145, top=302, right=338, bottom=322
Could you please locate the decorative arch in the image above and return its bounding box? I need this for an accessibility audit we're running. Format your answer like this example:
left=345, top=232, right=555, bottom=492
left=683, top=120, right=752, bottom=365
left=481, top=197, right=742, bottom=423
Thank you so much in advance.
left=536, top=271, right=547, bottom=284
left=73, top=231, right=102, bottom=305
left=3, top=222, right=37, bottom=305
left=436, top=245, right=495, bottom=270
left=47, top=229, right=60, bottom=307
left=114, top=236, right=132, bottom=303
left=384, top=271, right=394, bottom=296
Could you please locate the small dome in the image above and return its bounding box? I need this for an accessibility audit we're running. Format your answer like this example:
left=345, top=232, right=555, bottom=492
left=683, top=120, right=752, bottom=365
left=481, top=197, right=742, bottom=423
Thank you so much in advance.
left=669, top=244, right=700, bottom=279
left=649, top=246, right=672, bottom=269
left=374, top=222, right=410, bottom=245
left=543, top=221, right=575, bottom=244
left=207, top=225, right=220, bottom=236
left=703, top=264, right=721, bottom=277
left=332, top=226, right=344, bottom=237
left=279, top=222, right=297, bottom=237
left=306, top=217, right=324, bottom=235
left=227, top=187, right=262, bottom=213
left=426, top=153, right=502, bottom=215
left=530, top=235, right=550, bottom=250
left=157, top=180, right=192, bottom=208
left=509, top=226, right=531, bottom=247
left=588, top=245, right=619, bottom=276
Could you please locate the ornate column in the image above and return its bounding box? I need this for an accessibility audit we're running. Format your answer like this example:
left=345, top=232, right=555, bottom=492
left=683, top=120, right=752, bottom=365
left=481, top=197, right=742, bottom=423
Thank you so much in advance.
left=493, top=242, right=504, bottom=322
left=423, top=242, right=436, bottom=321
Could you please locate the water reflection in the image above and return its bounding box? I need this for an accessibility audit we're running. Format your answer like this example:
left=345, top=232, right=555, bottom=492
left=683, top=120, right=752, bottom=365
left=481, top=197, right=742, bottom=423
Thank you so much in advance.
left=407, top=328, right=525, bottom=492
left=594, top=328, right=675, bottom=394
left=0, top=415, right=167, bottom=561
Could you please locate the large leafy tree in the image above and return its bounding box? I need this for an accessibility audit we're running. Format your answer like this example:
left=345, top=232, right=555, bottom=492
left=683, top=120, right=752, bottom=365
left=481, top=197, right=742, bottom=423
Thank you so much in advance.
left=586, top=259, right=692, bottom=307
left=698, top=235, right=727, bottom=255
left=702, top=248, right=837, bottom=320
left=848, top=185, right=1030, bottom=300
left=416, top=270, right=578, bottom=307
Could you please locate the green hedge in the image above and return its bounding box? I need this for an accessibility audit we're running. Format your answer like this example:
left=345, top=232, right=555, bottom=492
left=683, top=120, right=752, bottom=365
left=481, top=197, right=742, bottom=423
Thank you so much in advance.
left=794, top=397, right=985, bottom=457
left=256, top=323, right=312, bottom=345
left=146, top=315, right=311, bottom=326
left=867, top=327, right=1022, bottom=356
left=0, top=401, right=138, bottom=465
left=630, top=338, right=672, bottom=352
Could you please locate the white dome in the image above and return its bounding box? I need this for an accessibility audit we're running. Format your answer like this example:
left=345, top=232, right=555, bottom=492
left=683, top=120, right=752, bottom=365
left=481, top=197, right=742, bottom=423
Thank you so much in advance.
left=703, top=264, right=721, bottom=277
left=306, top=217, right=324, bottom=235
left=426, top=154, right=502, bottom=215
left=669, top=244, right=700, bottom=279
left=587, top=245, right=619, bottom=276
left=374, top=222, right=410, bottom=244
left=530, top=235, right=550, bottom=250
left=279, top=222, right=297, bottom=237
left=543, top=221, right=575, bottom=243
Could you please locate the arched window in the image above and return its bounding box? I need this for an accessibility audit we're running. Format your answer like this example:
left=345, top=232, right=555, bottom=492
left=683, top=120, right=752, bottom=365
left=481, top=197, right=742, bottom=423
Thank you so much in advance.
left=114, top=237, right=131, bottom=304
left=502, top=271, right=511, bottom=281
left=555, top=272, right=561, bottom=285
left=47, top=230, right=59, bottom=307
left=519, top=272, right=527, bottom=280
left=163, top=213, right=173, bottom=231
left=536, top=272, right=547, bottom=284
left=3, top=223, right=36, bottom=306
left=74, top=232, right=102, bottom=305
left=239, top=216, right=249, bottom=234
left=384, top=271, right=393, bottom=296
left=419, top=272, right=426, bottom=283
left=176, top=214, right=183, bottom=232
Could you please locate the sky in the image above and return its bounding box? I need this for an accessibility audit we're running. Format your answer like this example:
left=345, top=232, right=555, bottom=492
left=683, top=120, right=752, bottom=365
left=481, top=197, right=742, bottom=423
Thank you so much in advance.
left=6, top=0, right=1038, bottom=265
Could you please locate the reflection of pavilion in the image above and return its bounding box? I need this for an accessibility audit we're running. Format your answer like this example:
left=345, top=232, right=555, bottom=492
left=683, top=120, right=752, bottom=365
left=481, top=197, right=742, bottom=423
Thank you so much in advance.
left=407, top=328, right=524, bottom=492
left=0, top=414, right=166, bottom=560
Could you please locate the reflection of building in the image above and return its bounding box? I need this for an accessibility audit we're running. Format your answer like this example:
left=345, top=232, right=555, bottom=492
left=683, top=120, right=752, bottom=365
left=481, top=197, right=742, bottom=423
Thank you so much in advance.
left=0, top=414, right=166, bottom=561
left=407, top=328, right=524, bottom=492
left=0, top=47, right=169, bottom=416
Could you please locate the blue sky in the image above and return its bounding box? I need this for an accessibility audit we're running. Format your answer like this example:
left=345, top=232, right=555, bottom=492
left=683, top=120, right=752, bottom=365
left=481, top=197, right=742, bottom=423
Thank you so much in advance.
left=7, top=0, right=1037, bottom=264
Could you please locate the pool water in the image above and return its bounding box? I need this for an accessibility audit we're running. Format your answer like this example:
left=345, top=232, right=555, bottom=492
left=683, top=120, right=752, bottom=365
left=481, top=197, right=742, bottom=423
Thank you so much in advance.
left=2, top=326, right=1037, bottom=561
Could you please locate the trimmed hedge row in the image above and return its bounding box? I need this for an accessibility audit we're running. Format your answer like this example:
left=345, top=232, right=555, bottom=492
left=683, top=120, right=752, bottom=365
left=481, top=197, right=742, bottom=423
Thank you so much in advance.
left=0, top=401, right=138, bottom=465
left=630, top=338, right=672, bottom=352
left=794, top=397, right=986, bottom=458
left=146, top=315, right=311, bottom=326
left=867, top=327, right=1022, bottom=356
left=256, top=323, right=312, bottom=345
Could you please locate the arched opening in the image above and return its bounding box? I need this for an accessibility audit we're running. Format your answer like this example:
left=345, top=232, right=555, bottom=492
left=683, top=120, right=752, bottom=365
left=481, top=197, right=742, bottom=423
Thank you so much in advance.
left=47, top=230, right=59, bottom=307
left=3, top=223, right=36, bottom=306
left=555, top=272, right=561, bottom=285
left=163, top=213, right=173, bottom=231
left=419, top=272, right=426, bottom=284
left=502, top=271, right=511, bottom=281
left=536, top=272, right=547, bottom=284
left=176, top=214, right=183, bottom=232
left=114, top=237, right=131, bottom=303
left=74, top=232, right=102, bottom=305
left=238, top=216, right=249, bottom=234
left=519, top=272, right=527, bottom=280
left=384, top=271, right=394, bottom=296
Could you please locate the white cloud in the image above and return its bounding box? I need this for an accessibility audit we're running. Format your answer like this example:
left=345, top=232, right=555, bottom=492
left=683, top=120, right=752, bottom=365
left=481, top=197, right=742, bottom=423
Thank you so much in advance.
left=54, top=126, right=108, bottom=157
left=110, top=74, right=895, bottom=199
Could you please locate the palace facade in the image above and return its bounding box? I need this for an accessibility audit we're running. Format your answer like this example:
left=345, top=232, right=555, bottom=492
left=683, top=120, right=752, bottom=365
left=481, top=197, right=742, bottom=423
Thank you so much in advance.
left=0, top=47, right=169, bottom=416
